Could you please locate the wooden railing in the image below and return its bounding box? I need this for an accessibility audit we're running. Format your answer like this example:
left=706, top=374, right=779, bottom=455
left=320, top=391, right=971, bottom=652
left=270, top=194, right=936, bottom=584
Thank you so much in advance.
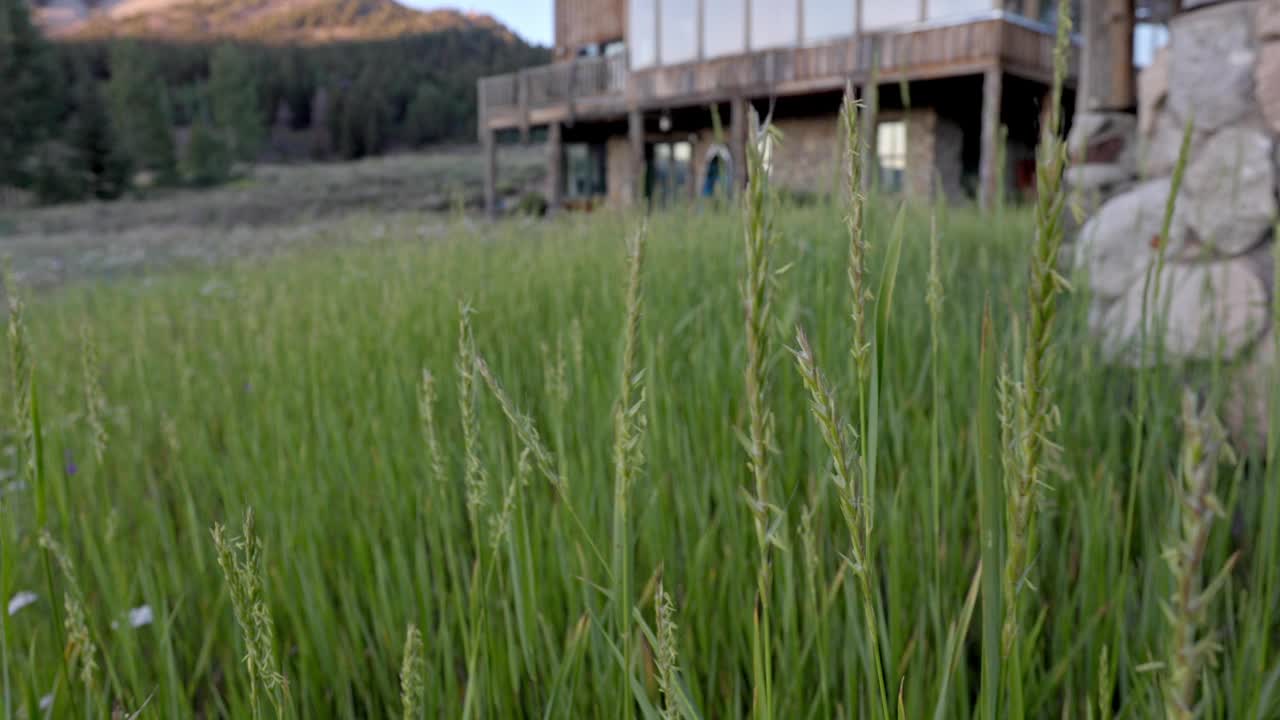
left=479, top=14, right=1076, bottom=130
left=480, top=54, right=626, bottom=123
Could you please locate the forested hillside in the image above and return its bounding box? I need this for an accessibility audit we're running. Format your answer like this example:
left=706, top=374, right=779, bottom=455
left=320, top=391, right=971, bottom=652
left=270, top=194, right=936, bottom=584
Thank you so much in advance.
left=2, top=0, right=549, bottom=204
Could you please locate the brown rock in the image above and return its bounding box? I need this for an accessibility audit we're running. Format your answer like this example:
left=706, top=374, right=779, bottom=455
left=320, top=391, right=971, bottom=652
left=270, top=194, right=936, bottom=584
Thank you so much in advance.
left=1260, top=0, right=1280, bottom=40
left=1258, top=41, right=1280, bottom=134
left=1138, top=46, right=1170, bottom=137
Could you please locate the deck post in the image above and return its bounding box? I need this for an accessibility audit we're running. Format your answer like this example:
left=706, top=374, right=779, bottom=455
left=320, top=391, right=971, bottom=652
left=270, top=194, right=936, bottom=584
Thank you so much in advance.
left=979, top=66, right=1003, bottom=210
left=518, top=72, right=530, bottom=144
left=730, top=96, right=748, bottom=191
left=482, top=128, right=497, bottom=219
left=861, top=81, right=878, bottom=194
left=547, top=122, right=564, bottom=212
left=1081, top=0, right=1136, bottom=113
left=628, top=108, right=645, bottom=205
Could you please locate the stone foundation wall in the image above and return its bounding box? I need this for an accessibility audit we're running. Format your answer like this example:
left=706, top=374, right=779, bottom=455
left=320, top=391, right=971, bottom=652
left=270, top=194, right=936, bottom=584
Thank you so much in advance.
left=770, top=115, right=843, bottom=195
left=606, top=136, right=635, bottom=208
left=1068, top=0, right=1278, bottom=449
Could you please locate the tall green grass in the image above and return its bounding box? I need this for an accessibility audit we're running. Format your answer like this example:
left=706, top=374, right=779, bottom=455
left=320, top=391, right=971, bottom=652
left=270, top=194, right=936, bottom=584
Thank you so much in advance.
left=2, top=54, right=1278, bottom=714
left=1, top=187, right=1274, bottom=716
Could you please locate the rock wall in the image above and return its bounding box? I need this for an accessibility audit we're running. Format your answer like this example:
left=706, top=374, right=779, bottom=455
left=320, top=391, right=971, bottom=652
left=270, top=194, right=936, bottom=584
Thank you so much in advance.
left=1068, top=0, right=1277, bottom=449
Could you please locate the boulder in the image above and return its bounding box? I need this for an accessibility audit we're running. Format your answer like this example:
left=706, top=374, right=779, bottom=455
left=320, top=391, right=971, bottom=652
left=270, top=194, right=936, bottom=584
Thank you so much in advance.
left=1066, top=163, right=1134, bottom=197
left=1073, top=178, right=1190, bottom=300
left=1168, top=1, right=1260, bottom=134
left=1067, top=111, right=1137, bottom=169
left=1098, top=259, right=1270, bottom=366
left=1257, top=41, right=1280, bottom=134
left=1138, top=46, right=1170, bottom=137
left=1181, top=126, right=1277, bottom=256
left=1138, top=111, right=1195, bottom=179
left=1260, top=0, right=1280, bottom=40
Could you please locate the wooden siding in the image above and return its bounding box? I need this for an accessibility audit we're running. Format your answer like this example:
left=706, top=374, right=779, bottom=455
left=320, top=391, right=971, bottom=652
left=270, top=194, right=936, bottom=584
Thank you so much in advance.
left=481, top=16, right=1076, bottom=132
left=555, top=0, right=625, bottom=57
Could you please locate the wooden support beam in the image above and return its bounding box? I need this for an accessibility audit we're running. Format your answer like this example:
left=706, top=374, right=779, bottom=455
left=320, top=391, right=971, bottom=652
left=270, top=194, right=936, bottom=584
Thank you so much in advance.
left=518, top=72, right=530, bottom=143
left=1081, top=0, right=1136, bottom=112
left=482, top=129, right=497, bottom=219
left=729, top=96, right=749, bottom=191
left=547, top=122, right=564, bottom=212
left=861, top=80, right=879, bottom=194
left=629, top=109, right=645, bottom=205
left=979, top=66, right=1003, bottom=210
left=1026, top=0, right=1042, bottom=22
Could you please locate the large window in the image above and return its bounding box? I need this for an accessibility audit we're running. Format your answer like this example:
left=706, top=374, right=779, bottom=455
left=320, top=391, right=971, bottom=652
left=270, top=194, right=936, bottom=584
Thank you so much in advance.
left=704, top=0, right=746, bottom=58
left=877, top=121, right=907, bottom=193
left=751, top=0, right=798, bottom=50
left=565, top=143, right=607, bottom=199
left=1134, top=23, right=1169, bottom=68
left=661, top=0, right=698, bottom=64
left=927, top=0, right=991, bottom=21
left=803, top=0, right=854, bottom=44
left=863, top=1, right=920, bottom=30
left=630, top=0, right=657, bottom=69
left=650, top=141, right=693, bottom=207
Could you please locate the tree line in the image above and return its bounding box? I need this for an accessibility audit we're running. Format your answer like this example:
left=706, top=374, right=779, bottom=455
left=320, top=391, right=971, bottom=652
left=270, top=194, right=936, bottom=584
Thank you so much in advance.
left=1, top=0, right=548, bottom=203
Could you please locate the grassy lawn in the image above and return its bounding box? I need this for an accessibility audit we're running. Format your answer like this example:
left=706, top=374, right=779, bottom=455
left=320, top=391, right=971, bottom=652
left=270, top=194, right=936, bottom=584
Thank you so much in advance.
left=2, top=188, right=1276, bottom=718
left=0, top=145, right=545, bottom=289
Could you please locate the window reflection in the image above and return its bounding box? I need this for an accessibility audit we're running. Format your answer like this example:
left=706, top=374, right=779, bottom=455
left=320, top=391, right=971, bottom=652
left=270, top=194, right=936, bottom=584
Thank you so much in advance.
left=751, top=0, right=798, bottom=50
left=927, top=0, right=991, bottom=21
left=804, top=0, right=854, bottom=44
left=661, top=0, right=698, bottom=64
left=704, top=0, right=746, bottom=58
left=863, top=1, right=919, bottom=30
left=630, top=0, right=656, bottom=68
left=877, top=121, right=907, bottom=193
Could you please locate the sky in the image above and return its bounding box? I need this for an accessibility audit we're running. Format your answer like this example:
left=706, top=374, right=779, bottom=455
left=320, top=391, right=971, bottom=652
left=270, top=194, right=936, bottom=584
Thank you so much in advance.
left=406, top=1, right=554, bottom=46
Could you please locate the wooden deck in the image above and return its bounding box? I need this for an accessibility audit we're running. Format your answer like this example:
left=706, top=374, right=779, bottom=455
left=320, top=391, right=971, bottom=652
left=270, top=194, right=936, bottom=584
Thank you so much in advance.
left=478, top=13, right=1077, bottom=132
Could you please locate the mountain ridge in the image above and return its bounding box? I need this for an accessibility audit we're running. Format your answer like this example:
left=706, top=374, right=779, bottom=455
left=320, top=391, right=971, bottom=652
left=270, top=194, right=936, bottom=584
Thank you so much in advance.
left=33, top=0, right=529, bottom=45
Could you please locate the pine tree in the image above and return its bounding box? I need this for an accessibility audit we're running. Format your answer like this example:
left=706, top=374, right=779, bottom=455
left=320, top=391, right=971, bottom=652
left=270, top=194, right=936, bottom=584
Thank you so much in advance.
left=209, top=44, right=264, bottom=163
left=68, top=64, right=130, bottom=200
left=183, top=89, right=232, bottom=187
left=108, top=41, right=178, bottom=186
left=0, top=0, right=61, bottom=188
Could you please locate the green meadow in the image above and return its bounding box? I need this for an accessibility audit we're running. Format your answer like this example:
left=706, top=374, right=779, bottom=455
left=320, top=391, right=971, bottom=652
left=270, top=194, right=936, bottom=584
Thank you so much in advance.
left=2, top=182, right=1277, bottom=718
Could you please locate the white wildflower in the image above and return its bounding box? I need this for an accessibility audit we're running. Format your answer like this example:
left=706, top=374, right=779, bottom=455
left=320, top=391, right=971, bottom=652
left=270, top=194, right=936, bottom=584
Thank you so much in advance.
left=7, top=591, right=37, bottom=616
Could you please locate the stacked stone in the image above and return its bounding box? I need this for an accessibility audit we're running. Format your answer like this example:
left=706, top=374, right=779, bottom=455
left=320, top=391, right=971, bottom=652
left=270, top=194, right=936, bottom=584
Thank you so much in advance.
left=1067, top=0, right=1277, bottom=450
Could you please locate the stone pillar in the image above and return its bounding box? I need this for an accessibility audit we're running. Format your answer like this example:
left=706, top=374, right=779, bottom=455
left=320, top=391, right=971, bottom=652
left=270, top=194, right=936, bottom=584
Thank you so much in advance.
left=1068, top=0, right=1279, bottom=450
left=628, top=108, right=645, bottom=205
left=547, top=122, right=563, bottom=212
left=482, top=128, right=497, bottom=219
left=730, top=97, right=749, bottom=191
left=979, top=67, right=1003, bottom=210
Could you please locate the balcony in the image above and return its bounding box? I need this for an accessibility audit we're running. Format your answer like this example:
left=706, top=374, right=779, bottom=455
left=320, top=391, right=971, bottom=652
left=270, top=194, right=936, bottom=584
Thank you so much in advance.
left=479, top=54, right=628, bottom=131
left=478, top=11, right=1077, bottom=133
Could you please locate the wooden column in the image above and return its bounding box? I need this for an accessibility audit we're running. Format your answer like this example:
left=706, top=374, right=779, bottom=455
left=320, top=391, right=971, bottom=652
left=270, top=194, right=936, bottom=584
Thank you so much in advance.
left=1081, top=0, right=1136, bottom=112
left=482, top=128, right=497, bottom=219
left=730, top=97, right=749, bottom=191
left=861, top=81, right=878, bottom=194
left=629, top=109, right=645, bottom=206
left=547, top=122, right=563, bottom=212
left=518, top=72, right=530, bottom=144
left=979, top=66, right=1003, bottom=210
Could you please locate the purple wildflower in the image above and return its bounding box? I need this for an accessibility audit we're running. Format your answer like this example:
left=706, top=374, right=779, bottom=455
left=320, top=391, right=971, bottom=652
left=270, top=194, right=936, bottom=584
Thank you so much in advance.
left=64, top=449, right=77, bottom=477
